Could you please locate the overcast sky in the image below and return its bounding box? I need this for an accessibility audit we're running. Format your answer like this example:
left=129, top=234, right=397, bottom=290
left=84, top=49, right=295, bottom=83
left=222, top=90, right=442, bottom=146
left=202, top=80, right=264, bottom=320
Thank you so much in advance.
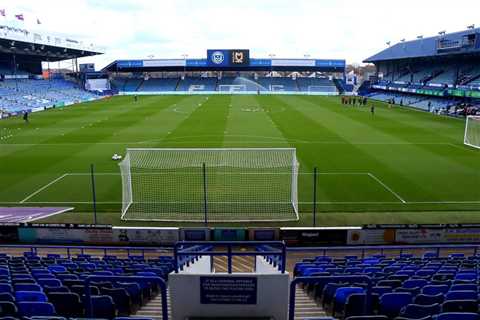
left=1, top=0, right=479, bottom=69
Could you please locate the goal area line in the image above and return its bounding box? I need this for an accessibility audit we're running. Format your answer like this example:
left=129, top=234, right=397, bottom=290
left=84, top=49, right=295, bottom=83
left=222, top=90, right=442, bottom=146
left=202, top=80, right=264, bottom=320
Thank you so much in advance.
left=16, top=171, right=479, bottom=206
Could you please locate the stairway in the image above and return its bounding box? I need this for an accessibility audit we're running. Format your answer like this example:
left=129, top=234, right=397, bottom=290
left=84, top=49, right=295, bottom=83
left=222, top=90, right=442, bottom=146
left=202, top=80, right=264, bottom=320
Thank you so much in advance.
left=134, top=290, right=171, bottom=320
left=294, top=286, right=328, bottom=320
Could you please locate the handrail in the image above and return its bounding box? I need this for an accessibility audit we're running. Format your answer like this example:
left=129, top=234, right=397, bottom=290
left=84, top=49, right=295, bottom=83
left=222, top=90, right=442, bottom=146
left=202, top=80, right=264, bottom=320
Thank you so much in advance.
left=0, top=244, right=171, bottom=258
left=174, top=241, right=287, bottom=273
left=289, top=275, right=372, bottom=320
left=287, top=243, right=480, bottom=258
left=84, top=275, right=168, bottom=320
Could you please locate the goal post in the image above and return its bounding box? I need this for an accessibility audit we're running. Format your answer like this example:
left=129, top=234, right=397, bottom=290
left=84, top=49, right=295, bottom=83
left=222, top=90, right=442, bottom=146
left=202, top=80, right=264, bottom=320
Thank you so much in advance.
left=119, top=148, right=299, bottom=222
left=464, top=116, right=480, bottom=150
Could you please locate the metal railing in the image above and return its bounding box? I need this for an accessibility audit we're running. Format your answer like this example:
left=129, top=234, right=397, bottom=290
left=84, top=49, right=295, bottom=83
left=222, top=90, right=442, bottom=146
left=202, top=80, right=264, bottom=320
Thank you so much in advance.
left=287, top=243, right=480, bottom=258
left=0, top=244, right=171, bottom=258
left=173, top=241, right=287, bottom=273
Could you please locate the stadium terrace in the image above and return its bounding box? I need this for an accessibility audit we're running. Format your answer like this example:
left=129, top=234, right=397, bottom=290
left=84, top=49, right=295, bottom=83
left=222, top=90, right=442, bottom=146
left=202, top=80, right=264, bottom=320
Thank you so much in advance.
left=0, top=15, right=480, bottom=320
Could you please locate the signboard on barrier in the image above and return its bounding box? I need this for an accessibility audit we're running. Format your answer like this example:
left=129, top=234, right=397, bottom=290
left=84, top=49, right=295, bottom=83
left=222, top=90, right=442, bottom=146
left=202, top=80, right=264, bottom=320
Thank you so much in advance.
left=200, top=276, right=257, bottom=305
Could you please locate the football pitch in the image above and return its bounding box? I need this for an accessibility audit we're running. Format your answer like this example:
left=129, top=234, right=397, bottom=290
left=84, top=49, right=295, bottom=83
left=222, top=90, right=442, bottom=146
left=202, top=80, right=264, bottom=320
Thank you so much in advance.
left=0, top=94, right=479, bottom=227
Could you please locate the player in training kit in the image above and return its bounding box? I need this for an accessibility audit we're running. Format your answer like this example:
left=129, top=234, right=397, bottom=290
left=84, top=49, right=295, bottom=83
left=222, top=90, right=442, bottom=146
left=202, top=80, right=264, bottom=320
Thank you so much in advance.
left=370, top=105, right=375, bottom=116
left=23, top=111, right=29, bottom=123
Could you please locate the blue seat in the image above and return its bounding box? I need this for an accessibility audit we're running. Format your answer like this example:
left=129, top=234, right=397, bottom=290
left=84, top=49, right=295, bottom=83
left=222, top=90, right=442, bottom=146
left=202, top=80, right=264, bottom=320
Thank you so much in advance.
left=17, top=302, right=56, bottom=317
left=90, top=295, right=117, bottom=319
left=116, top=282, right=143, bottom=307
left=422, top=285, right=449, bottom=296
left=344, top=293, right=368, bottom=318
left=13, top=284, right=42, bottom=292
left=450, top=284, right=477, bottom=292
left=400, top=303, right=441, bottom=319
left=403, top=279, right=429, bottom=289
left=0, top=301, right=17, bottom=316
left=56, top=274, right=78, bottom=281
left=434, top=312, right=480, bottom=320
left=0, top=293, right=14, bottom=302
left=454, top=274, right=476, bottom=281
left=0, top=284, right=12, bottom=294
left=445, top=290, right=477, bottom=301
left=333, top=287, right=364, bottom=316
left=37, top=278, right=62, bottom=288
left=15, top=291, right=48, bottom=302
left=415, top=293, right=444, bottom=305
left=379, top=292, right=413, bottom=318
left=441, top=300, right=478, bottom=313
left=322, top=283, right=345, bottom=308
left=47, top=292, right=84, bottom=318
left=47, top=265, right=67, bottom=273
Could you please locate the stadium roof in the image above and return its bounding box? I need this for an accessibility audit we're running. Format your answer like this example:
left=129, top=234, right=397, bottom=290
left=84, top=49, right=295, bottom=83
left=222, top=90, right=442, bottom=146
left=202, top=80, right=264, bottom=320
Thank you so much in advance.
left=0, top=25, right=104, bottom=62
left=365, top=28, right=480, bottom=63
left=103, top=58, right=346, bottom=73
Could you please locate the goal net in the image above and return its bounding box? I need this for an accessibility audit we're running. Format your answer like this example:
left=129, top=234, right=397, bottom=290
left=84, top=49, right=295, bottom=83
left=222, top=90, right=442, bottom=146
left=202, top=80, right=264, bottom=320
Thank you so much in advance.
left=464, top=116, right=480, bottom=149
left=119, top=148, right=299, bottom=222
left=218, top=85, right=247, bottom=93
left=307, top=85, right=338, bottom=94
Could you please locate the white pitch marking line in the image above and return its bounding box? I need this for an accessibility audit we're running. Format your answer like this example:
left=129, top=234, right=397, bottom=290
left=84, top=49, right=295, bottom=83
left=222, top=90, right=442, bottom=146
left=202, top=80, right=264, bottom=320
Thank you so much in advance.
left=20, top=174, right=69, bottom=203
left=367, top=173, right=406, bottom=204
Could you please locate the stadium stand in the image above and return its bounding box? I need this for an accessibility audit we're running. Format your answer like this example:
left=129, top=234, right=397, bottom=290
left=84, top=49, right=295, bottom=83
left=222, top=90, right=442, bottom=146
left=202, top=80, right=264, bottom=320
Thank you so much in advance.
left=363, top=28, right=480, bottom=116
left=292, top=250, right=480, bottom=320
left=138, top=78, right=180, bottom=92
left=0, top=249, right=173, bottom=319
left=109, top=75, right=341, bottom=94
left=0, top=79, right=98, bottom=113
left=296, top=77, right=338, bottom=93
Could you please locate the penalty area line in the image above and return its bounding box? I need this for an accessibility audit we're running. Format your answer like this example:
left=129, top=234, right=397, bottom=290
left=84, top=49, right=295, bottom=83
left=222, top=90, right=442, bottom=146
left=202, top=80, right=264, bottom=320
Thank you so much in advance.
left=20, top=174, right=69, bottom=204
left=367, top=173, right=406, bottom=204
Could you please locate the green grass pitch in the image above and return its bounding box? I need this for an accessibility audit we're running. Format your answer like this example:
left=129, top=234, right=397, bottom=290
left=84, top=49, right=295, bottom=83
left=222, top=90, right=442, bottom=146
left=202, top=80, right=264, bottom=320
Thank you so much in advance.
left=0, top=94, right=479, bottom=227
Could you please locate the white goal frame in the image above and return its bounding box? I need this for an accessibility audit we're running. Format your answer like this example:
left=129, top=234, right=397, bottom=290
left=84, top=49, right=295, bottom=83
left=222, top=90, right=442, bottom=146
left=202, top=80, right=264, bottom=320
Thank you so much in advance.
left=119, top=148, right=299, bottom=222
left=464, top=115, right=480, bottom=150
left=218, top=84, right=247, bottom=92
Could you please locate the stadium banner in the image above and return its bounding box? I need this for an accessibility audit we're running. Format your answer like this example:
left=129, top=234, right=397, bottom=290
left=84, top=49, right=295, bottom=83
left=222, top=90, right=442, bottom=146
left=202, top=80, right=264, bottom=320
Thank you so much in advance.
left=143, top=59, right=185, bottom=67
left=248, top=228, right=280, bottom=241
left=112, top=227, right=179, bottom=245
left=416, top=89, right=445, bottom=96
left=280, top=228, right=350, bottom=246
left=180, top=228, right=211, bottom=241
left=250, top=59, right=271, bottom=67
left=0, top=224, right=19, bottom=242
left=395, top=228, right=445, bottom=244
left=315, top=59, right=346, bottom=68
left=186, top=59, right=208, bottom=67
left=213, top=229, right=247, bottom=241
left=18, top=225, right=113, bottom=244
left=272, top=59, right=316, bottom=67
left=117, top=60, right=144, bottom=69
left=346, top=229, right=396, bottom=245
